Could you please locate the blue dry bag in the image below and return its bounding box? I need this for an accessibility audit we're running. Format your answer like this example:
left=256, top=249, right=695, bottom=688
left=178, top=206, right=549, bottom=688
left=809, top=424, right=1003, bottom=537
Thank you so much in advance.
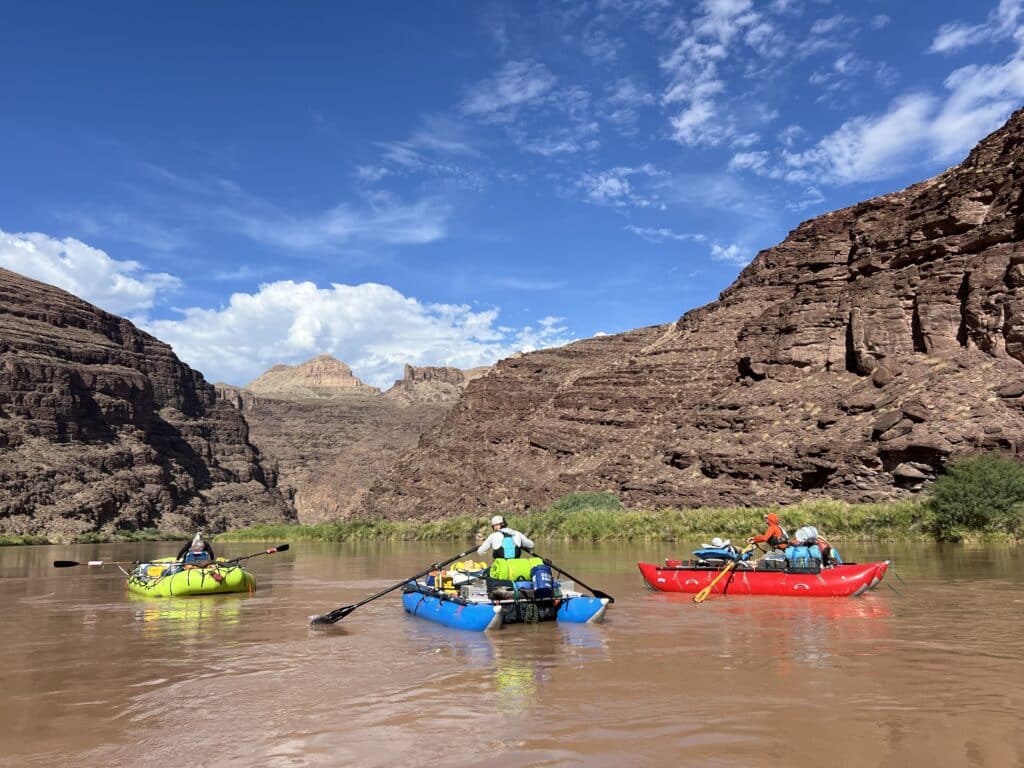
left=531, top=564, right=555, bottom=599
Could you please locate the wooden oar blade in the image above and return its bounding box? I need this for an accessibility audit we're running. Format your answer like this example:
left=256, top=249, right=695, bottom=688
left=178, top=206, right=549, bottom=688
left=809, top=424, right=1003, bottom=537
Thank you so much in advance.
left=309, top=605, right=356, bottom=625
left=52, top=560, right=81, bottom=568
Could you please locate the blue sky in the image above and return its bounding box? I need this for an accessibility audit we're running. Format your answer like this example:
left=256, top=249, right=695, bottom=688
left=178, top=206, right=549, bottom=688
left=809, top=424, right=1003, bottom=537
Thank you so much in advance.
left=2, top=0, right=1023, bottom=388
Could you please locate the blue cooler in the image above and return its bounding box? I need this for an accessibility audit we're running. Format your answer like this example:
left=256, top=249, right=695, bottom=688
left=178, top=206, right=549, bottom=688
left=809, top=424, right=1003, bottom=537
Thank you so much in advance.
left=531, top=564, right=555, bottom=598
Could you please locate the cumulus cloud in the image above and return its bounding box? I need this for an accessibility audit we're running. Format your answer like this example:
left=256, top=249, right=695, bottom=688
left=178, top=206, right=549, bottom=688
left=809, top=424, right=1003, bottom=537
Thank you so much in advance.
left=146, top=280, right=574, bottom=389
left=0, top=228, right=179, bottom=314
left=929, top=0, right=1022, bottom=54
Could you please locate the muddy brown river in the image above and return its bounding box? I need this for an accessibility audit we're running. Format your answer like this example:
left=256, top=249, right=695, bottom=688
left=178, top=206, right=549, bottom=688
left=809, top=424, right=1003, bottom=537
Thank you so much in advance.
left=1, top=541, right=1022, bottom=767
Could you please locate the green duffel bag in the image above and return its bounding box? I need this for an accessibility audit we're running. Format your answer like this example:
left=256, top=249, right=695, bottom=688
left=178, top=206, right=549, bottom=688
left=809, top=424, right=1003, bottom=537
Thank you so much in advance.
left=489, top=557, right=544, bottom=582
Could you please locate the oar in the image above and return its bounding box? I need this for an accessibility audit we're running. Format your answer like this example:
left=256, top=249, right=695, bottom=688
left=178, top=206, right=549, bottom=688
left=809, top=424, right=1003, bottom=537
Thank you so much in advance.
left=309, top=546, right=478, bottom=625
left=219, top=544, right=289, bottom=567
left=52, top=544, right=289, bottom=570
left=529, top=553, right=614, bottom=603
left=693, top=544, right=755, bottom=603
left=54, top=559, right=143, bottom=568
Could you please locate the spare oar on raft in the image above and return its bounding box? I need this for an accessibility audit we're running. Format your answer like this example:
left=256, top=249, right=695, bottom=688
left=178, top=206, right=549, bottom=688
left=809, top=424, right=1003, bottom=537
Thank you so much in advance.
left=52, top=544, right=290, bottom=570
left=526, top=551, right=614, bottom=603
left=309, top=546, right=479, bottom=626
left=692, top=543, right=756, bottom=604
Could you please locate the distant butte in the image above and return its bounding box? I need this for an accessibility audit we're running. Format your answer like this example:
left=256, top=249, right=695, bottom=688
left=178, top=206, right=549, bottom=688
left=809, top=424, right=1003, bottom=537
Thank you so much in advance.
left=217, top=360, right=486, bottom=522
left=246, top=354, right=381, bottom=399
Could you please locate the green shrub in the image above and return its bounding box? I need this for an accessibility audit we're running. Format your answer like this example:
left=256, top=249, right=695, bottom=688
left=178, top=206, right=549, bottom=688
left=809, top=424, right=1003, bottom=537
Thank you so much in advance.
left=926, top=454, right=1024, bottom=539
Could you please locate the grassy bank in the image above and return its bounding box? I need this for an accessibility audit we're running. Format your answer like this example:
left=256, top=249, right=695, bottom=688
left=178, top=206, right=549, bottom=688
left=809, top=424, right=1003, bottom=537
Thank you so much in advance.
left=215, top=493, right=970, bottom=544
left=0, top=528, right=187, bottom=547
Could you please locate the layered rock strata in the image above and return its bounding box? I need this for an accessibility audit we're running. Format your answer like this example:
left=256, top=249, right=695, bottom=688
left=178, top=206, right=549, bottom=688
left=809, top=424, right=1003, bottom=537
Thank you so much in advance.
left=0, top=269, right=292, bottom=538
left=216, top=364, right=483, bottom=521
left=246, top=355, right=380, bottom=399
left=358, top=109, right=1024, bottom=520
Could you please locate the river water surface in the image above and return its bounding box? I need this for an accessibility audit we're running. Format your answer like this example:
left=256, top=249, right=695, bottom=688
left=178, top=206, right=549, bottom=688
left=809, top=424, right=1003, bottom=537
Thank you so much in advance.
left=1, top=541, right=1022, bottom=767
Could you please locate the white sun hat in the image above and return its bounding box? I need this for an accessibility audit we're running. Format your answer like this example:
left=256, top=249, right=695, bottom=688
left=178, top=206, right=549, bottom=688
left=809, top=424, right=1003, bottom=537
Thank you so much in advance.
left=490, top=515, right=505, bottom=526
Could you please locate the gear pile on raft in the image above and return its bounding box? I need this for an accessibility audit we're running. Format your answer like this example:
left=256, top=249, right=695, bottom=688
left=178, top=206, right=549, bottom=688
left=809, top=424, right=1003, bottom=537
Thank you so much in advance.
left=53, top=533, right=289, bottom=598
left=310, top=514, right=613, bottom=630
left=638, top=514, right=889, bottom=599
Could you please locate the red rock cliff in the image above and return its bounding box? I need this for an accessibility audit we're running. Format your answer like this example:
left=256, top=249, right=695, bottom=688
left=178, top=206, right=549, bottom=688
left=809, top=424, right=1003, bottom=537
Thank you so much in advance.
left=358, top=108, right=1024, bottom=520
left=0, top=269, right=293, bottom=538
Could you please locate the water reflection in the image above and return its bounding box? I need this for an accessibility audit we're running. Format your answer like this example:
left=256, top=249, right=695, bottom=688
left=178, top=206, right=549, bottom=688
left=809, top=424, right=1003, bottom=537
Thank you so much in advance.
left=128, top=594, right=246, bottom=637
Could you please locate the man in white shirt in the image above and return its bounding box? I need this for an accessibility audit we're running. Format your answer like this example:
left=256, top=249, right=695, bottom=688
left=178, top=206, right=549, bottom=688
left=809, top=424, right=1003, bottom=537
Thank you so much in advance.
left=477, top=515, right=535, bottom=559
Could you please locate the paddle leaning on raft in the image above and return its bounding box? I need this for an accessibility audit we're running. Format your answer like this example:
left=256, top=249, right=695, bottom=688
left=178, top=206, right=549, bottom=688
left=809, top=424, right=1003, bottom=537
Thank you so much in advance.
left=310, top=547, right=612, bottom=631
left=638, top=542, right=889, bottom=599
left=53, top=544, right=288, bottom=597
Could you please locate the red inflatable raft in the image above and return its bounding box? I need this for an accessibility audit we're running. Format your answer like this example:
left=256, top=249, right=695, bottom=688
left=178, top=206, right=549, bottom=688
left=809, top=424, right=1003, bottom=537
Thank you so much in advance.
left=638, top=561, right=889, bottom=598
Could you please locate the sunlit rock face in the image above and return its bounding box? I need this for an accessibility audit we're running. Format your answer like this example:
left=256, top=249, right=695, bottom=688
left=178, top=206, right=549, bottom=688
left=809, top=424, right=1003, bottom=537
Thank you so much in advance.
left=359, top=109, right=1024, bottom=520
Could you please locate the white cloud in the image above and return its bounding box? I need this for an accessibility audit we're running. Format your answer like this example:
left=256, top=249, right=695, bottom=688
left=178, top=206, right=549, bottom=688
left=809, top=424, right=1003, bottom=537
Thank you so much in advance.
left=660, top=1, right=787, bottom=146
left=929, top=0, right=1022, bottom=54
left=461, top=60, right=557, bottom=121
left=602, top=77, right=656, bottom=132
left=710, top=242, right=751, bottom=266
left=784, top=38, right=1024, bottom=184
left=0, top=229, right=179, bottom=315
left=871, top=14, right=891, bottom=30
left=786, top=186, right=825, bottom=212
left=728, top=150, right=770, bottom=172
left=229, top=194, right=451, bottom=251
left=147, top=280, right=575, bottom=389
left=778, top=124, right=805, bottom=147
left=576, top=164, right=667, bottom=208
left=625, top=225, right=706, bottom=243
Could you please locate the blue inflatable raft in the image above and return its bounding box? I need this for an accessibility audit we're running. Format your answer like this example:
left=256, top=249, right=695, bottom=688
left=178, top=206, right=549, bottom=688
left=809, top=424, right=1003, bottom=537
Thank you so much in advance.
left=402, top=583, right=609, bottom=632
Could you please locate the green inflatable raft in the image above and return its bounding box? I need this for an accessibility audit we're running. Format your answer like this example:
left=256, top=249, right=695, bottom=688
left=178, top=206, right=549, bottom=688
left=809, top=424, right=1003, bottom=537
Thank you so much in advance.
left=126, top=557, right=255, bottom=598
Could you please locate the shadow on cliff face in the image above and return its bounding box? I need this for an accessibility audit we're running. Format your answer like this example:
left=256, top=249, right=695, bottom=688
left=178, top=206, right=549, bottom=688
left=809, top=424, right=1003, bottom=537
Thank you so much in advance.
left=144, top=413, right=213, bottom=493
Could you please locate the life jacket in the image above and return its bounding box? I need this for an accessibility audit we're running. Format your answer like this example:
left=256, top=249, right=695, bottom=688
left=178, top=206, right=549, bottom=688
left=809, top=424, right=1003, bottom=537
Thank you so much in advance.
left=767, top=525, right=790, bottom=549
left=183, top=547, right=211, bottom=563
left=497, top=531, right=521, bottom=560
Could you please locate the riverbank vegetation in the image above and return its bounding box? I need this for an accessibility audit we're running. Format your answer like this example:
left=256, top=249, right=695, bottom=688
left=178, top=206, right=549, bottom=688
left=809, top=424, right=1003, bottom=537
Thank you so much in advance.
left=0, top=528, right=185, bottom=547
left=215, top=493, right=939, bottom=544
left=7, top=455, right=1021, bottom=545
left=219, top=454, right=1024, bottom=544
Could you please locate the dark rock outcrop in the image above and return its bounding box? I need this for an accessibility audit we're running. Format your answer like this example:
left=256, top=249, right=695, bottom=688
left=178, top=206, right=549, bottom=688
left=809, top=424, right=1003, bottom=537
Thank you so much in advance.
left=358, top=109, right=1024, bottom=520
left=0, top=269, right=292, bottom=538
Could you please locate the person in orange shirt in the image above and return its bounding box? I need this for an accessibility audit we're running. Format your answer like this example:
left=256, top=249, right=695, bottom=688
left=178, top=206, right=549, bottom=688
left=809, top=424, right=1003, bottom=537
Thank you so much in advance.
left=748, top=512, right=789, bottom=550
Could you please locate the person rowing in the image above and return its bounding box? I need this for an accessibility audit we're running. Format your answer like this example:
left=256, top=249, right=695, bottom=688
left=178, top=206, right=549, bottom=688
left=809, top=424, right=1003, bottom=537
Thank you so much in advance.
left=176, top=531, right=215, bottom=563
left=748, top=512, right=789, bottom=551
left=477, top=515, right=534, bottom=560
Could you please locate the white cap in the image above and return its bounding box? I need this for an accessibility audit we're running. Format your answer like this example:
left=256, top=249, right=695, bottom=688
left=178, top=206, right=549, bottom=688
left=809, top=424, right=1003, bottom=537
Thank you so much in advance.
left=192, top=532, right=204, bottom=546
left=490, top=515, right=505, bottom=526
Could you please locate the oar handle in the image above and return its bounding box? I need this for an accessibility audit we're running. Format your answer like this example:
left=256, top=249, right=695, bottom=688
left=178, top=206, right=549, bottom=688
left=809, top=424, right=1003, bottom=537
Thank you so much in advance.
left=693, top=544, right=755, bottom=603
left=310, top=546, right=479, bottom=625
left=527, top=551, right=614, bottom=604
